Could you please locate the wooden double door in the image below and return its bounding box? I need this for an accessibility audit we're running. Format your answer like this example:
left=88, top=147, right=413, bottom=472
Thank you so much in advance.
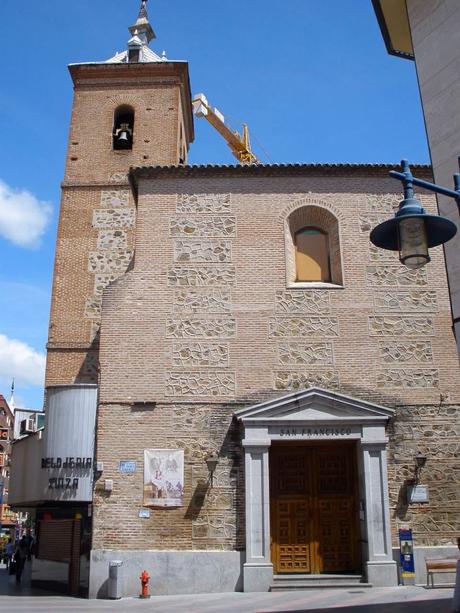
left=270, top=443, right=359, bottom=574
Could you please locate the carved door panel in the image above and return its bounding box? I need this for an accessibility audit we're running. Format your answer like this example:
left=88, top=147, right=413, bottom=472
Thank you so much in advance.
left=270, top=446, right=312, bottom=573
left=317, top=498, right=355, bottom=572
left=270, top=444, right=358, bottom=575
left=275, top=499, right=312, bottom=572
left=315, top=447, right=357, bottom=573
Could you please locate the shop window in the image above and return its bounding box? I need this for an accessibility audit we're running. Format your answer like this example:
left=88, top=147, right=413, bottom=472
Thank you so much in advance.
left=285, top=205, right=343, bottom=287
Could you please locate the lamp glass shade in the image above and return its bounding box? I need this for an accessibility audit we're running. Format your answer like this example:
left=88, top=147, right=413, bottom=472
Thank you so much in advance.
left=415, top=453, right=427, bottom=468
left=398, top=217, right=430, bottom=269
left=206, top=454, right=219, bottom=474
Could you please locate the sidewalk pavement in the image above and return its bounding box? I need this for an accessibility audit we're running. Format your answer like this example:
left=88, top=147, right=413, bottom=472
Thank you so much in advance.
left=0, top=562, right=454, bottom=612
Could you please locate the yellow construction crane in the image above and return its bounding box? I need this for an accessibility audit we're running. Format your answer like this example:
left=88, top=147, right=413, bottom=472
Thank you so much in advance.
left=192, top=93, right=259, bottom=165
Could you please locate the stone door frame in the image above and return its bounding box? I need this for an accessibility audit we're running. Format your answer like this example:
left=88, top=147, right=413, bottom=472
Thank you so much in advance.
left=235, top=387, right=398, bottom=592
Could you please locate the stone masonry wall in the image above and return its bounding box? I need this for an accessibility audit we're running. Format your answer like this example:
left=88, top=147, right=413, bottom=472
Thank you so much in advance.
left=388, top=403, right=460, bottom=547
left=93, top=173, right=460, bottom=551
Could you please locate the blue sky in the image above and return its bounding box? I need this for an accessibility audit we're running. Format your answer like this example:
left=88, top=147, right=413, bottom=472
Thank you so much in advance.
left=0, top=0, right=429, bottom=409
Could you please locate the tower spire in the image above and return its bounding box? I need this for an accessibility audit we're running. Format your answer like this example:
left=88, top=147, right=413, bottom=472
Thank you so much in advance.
left=106, top=0, right=164, bottom=64
left=9, top=378, right=15, bottom=411
left=129, top=0, right=156, bottom=45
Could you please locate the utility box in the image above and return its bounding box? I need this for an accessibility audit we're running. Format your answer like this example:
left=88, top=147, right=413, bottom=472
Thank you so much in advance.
left=399, top=528, right=415, bottom=585
left=108, top=560, right=123, bottom=599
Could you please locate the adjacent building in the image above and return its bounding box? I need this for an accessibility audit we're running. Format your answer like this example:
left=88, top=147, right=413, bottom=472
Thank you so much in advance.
left=0, top=395, right=23, bottom=537
left=372, top=0, right=460, bottom=354
left=13, top=407, right=45, bottom=441
left=9, top=0, right=460, bottom=598
left=9, top=385, right=96, bottom=595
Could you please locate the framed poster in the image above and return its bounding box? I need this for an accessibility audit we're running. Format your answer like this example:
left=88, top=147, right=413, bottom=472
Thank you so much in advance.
left=143, top=449, right=184, bottom=508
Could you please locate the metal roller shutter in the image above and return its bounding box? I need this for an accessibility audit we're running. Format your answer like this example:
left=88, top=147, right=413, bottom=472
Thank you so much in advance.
left=37, top=519, right=74, bottom=562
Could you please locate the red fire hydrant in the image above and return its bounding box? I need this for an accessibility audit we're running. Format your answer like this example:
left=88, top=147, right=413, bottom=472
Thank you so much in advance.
left=140, top=570, right=151, bottom=599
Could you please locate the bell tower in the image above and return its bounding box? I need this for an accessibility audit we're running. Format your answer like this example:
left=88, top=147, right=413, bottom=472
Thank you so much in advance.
left=46, top=1, right=194, bottom=387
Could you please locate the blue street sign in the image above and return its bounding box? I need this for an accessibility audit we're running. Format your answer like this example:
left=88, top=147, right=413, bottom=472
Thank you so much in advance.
left=119, top=460, right=137, bottom=473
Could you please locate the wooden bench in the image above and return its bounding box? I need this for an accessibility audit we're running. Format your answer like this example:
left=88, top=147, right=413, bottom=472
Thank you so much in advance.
left=425, top=558, right=458, bottom=588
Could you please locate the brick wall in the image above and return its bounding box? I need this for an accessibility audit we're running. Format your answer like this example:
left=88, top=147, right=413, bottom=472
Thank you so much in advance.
left=45, top=62, right=193, bottom=387
left=93, top=170, right=460, bottom=550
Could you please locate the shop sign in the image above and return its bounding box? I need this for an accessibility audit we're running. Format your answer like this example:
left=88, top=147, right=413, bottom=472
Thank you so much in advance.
left=41, top=457, right=93, bottom=491
left=119, top=460, right=137, bottom=473
left=0, top=429, right=8, bottom=441
left=41, top=457, right=92, bottom=469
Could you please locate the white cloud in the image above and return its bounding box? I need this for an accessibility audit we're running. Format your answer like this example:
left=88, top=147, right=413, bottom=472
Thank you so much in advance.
left=0, top=334, right=45, bottom=387
left=0, top=179, right=52, bottom=248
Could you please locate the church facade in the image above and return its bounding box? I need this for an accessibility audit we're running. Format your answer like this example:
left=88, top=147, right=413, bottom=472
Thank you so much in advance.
left=39, top=1, right=460, bottom=597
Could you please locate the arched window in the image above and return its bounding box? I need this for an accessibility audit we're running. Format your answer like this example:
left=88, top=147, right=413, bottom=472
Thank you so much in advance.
left=113, top=105, right=135, bottom=151
left=285, top=204, right=343, bottom=287
left=295, top=227, right=331, bottom=282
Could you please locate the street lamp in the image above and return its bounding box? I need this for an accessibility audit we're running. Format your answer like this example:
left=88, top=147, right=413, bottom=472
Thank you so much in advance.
left=370, top=159, right=458, bottom=268
left=205, top=452, right=219, bottom=487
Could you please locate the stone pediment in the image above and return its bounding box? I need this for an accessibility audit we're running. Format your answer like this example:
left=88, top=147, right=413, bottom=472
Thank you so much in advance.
left=235, top=387, right=394, bottom=425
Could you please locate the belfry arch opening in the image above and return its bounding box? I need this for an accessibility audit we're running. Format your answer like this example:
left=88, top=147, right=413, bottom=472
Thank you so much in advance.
left=113, top=105, right=135, bottom=150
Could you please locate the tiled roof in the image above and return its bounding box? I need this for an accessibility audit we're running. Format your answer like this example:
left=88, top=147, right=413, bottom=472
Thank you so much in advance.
left=105, top=46, right=164, bottom=64
left=130, top=162, right=432, bottom=178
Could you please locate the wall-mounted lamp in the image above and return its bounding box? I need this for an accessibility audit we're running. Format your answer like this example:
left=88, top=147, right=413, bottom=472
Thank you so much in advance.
left=206, top=452, right=219, bottom=487
left=414, top=453, right=427, bottom=484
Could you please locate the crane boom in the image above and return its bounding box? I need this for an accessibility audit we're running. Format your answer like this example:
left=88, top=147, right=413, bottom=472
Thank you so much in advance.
left=192, top=93, right=259, bottom=165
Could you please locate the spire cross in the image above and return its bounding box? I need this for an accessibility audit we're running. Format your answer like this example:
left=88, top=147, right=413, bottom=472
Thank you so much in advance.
left=139, top=1, right=148, bottom=19
left=129, top=0, right=155, bottom=43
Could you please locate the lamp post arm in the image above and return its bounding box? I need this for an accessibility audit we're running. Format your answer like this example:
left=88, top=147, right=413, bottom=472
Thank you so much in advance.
left=389, top=171, right=460, bottom=202
left=389, top=161, right=460, bottom=210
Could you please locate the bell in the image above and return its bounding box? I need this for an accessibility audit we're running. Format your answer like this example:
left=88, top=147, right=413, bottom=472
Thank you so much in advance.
left=117, top=130, right=130, bottom=144
left=113, top=121, right=133, bottom=150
